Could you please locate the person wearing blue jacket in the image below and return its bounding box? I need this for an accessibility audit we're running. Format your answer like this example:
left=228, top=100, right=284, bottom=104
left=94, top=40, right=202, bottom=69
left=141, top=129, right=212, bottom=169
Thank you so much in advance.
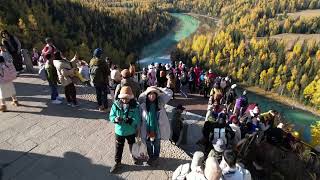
left=109, top=86, right=140, bottom=173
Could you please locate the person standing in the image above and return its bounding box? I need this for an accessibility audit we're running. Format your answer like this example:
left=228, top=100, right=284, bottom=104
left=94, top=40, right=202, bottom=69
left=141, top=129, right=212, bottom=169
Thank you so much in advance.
left=170, top=104, right=186, bottom=146
left=0, top=56, right=19, bottom=112
left=109, top=86, right=140, bottom=173
left=188, top=67, right=196, bottom=93
left=129, top=61, right=136, bottom=77
left=41, top=37, right=57, bottom=62
left=139, top=86, right=173, bottom=165
left=110, top=65, right=121, bottom=90
left=53, top=51, right=78, bottom=107
left=114, top=69, right=141, bottom=101
left=31, top=48, right=41, bottom=66
left=45, top=54, right=63, bottom=104
left=194, top=64, right=202, bottom=89
left=89, top=48, right=110, bottom=112
left=1, top=30, right=23, bottom=72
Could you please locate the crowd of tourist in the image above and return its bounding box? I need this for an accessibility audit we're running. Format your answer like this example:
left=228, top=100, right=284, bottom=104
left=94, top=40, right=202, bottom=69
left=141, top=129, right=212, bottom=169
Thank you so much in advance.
left=0, top=30, right=319, bottom=179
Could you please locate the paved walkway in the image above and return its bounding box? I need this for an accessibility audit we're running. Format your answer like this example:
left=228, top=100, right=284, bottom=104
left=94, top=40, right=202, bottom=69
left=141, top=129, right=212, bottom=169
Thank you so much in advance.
left=0, top=74, right=192, bottom=180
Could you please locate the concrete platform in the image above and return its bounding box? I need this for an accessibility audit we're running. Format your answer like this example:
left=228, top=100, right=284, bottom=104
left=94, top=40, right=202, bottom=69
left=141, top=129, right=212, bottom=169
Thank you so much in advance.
left=0, top=74, right=195, bottom=180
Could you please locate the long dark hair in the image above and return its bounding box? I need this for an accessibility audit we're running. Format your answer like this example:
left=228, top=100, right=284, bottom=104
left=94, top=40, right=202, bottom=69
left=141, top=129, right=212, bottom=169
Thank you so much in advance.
left=146, top=92, right=159, bottom=112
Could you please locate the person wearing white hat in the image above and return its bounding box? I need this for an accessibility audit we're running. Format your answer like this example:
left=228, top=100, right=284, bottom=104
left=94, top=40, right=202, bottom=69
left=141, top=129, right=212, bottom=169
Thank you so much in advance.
left=109, top=86, right=141, bottom=173
left=138, top=86, right=173, bottom=165
left=225, top=84, right=237, bottom=113
left=208, top=138, right=226, bottom=163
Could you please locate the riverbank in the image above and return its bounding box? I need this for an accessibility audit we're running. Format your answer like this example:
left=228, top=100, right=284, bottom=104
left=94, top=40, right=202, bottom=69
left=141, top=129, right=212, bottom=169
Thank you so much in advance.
left=139, top=13, right=200, bottom=66
left=241, top=84, right=320, bottom=118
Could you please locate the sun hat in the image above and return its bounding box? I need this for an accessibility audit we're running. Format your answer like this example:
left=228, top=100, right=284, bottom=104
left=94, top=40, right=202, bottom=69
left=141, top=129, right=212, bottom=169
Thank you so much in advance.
left=121, top=69, right=131, bottom=78
left=118, top=86, right=134, bottom=99
left=213, top=138, right=226, bottom=153
left=143, top=86, right=162, bottom=96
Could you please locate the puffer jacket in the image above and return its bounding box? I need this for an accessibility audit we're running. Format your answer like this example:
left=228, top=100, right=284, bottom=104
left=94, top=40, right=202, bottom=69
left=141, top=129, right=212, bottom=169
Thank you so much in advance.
left=138, top=87, right=173, bottom=140
left=89, top=57, right=109, bottom=85
left=109, top=99, right=141, bottom=136
left=53, top=59, right=74, bottom=86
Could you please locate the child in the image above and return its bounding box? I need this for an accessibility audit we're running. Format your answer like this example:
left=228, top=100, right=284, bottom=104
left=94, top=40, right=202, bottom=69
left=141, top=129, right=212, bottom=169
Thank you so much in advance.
left=0, top=56, right=19, bottom=112
left=170, top=104, right=186, bottom=146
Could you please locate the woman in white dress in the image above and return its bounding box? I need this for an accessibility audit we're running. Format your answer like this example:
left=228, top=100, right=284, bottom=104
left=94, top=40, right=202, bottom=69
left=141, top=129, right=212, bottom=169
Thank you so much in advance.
left=0, top=55, right=18, bottom=112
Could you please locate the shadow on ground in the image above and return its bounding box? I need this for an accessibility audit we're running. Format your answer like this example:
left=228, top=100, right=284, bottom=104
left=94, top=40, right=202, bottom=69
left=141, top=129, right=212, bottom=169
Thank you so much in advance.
left=6, top=81, right=108, bottom=120
left=0, top=150, right=121, bottom=180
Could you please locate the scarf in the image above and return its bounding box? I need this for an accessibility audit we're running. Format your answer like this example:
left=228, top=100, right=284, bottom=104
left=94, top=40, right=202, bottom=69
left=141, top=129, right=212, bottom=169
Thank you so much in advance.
left=146, top=103, right=158, bottom=139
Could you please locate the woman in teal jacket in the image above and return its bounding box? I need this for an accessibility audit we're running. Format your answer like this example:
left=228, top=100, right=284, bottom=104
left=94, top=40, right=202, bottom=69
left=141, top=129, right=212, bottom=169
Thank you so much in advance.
left=109, top=86, right=140, bottom=173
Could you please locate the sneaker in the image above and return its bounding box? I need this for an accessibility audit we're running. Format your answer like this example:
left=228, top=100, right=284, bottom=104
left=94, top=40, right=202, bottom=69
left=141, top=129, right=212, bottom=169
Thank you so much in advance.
left=51, top=99, right=62, bottom=104
left=56, top=96, right=64, bottom=100
left=98, top=107, right=106, bottom=112
left=109, top=163, right=121, bottom=173
left=72, top=103, right=79, bottom=107
left=11, top=101, right=19, bottom=106
left=0, top=105, right=7, bottom=112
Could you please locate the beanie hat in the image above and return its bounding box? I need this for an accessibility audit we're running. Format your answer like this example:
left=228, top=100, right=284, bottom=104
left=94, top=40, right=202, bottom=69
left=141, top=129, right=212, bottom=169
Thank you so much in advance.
left=230, top=115, right=238, bottom=124
left=93, top=48, right=102, bottom=58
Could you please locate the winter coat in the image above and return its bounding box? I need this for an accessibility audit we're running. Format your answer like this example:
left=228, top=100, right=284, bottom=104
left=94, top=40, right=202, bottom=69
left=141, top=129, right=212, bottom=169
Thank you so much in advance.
left=229, top=123, right=242, bottom=147
left=166, top=74, right=176, bottom=89
left=110, top=69, right=121, bottom=83
left=114, top=78, right=141, bottom=100
left=219, top=160, right=251, bottom=180
left=147, top=69, right=157, bottom=86
left=2, top=35, right=21, bottom=54
left=53, top=59, right=74, bottom=86
left=109, top=99, right=141, bottom=136
left=139, top=87, right=173, bottom=140
left=194, top=67, right=202, bottom=86
left=45, top=61, right=58, bottom=85
left=89, top=57, right=109, bottom=85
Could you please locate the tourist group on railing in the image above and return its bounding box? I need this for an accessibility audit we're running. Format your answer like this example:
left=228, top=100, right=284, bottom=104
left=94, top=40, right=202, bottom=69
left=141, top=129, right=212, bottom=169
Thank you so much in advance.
left=0, top=31, right=319, bottom=179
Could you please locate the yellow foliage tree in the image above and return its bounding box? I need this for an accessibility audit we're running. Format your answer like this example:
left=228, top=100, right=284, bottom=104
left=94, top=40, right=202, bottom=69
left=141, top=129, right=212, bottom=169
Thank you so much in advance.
left=286, top=80, right=294, bottom=92
left=311, top=121, right=320, bottom=147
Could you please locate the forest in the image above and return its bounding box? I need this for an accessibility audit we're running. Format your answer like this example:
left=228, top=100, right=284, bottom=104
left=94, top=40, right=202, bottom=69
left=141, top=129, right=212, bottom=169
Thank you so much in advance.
left=170, top=0, right=320, bottom=113
left=0, top=0, right=175, bottom=66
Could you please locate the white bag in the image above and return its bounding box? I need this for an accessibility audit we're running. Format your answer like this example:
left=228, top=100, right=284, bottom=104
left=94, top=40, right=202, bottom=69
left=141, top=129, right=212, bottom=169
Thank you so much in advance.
left=38, top=65, right=47, bottom=81
left=172, top=163, right=190, bottom=180
left=132, top=140, right=149, bottom=161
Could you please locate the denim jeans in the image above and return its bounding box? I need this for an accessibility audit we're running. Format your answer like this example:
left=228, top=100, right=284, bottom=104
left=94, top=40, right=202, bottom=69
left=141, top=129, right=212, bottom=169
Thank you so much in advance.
left=94, top=84, right=109, bottom=108
left=146, top=138, right=161, bottom=160
left=49, top=82, right=58, bottom=100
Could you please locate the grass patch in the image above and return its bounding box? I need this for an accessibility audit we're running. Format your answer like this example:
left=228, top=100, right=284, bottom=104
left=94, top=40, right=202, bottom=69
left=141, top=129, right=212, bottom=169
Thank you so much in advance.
left=267, top=33, right=320, bottom=50
left=288, top=9, right=320, bottom=19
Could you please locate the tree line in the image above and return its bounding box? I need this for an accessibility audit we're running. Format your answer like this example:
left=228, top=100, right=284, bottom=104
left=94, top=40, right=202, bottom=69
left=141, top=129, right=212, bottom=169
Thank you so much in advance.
left=0, top=0, right=175, bottom=66
left=170, top=0, right=320, bottom=110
